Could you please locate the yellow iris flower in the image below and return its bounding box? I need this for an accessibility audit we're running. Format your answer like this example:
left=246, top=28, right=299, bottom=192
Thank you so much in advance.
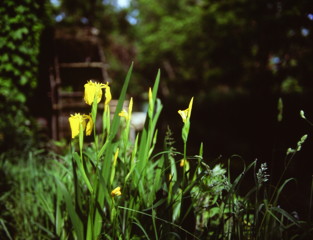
left=148, top=87, right=154, bottom=117
left=178, top=109, right=188, bottom=123
left=148, top=87, right=152, bottom=105
left=84, top=80, right=107, bottom=105
left=118, top=109, right=129, bottom=119
left=105, top=84, right=112, bottom=105
left=111, top=186, right=122, bottom=197
left=118, top=97, right=133, bottom=120
left=178, top=97, right=194, bottom=123
left=180, top=159, right=187, bottom=167
left=85, top=116, right=93, bottom=136
left=68, top=113, right=93, bottom=138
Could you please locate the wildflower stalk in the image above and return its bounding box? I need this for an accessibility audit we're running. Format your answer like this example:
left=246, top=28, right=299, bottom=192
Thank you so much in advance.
left=257, top=134, right=308, bottom=238
left=102, top=85, right=112, bottom=144
left=91, top=94, right=99, bottom=151
left=309, top=175, right=313, bottom=222
left=102, top=104, right=111, bottom=142
left=119, top=97, right=133, bottom=160
left=135, top=70, right=162, bottom=205
left=178, top=97, right=194, bottom=184
left=77, top=125, right=93, bottom=194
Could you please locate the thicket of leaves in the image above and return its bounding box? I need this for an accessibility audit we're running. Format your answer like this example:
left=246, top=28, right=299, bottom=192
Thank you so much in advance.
left=133, top=0, right=313, bottom=100
left=0, top=0, right=43, bottom=151
left=131, top=0, right=313, bottom=163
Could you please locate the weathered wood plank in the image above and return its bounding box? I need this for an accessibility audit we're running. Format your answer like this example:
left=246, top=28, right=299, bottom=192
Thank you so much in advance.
left=59, top=62, right=108, bottom=68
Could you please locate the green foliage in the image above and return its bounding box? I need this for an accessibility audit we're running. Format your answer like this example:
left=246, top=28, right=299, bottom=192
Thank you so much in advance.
left=48, top=68, right=313, bottom=239
left=0, top=105, right=34, bottom=152
left=0, top=0, right=43, bottom=151
left=1, top=68, right=312, bottom=239
left=281, top=76, right=303, bottom=94
left=0, top=149, right=67, bottom=240
left=0, top=0, right=43, bottom=103
left=133, top=0, right=313, bottom=101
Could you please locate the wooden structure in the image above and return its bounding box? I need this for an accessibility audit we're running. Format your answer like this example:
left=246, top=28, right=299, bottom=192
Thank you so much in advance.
left=49, top=27, right=113, bottom=139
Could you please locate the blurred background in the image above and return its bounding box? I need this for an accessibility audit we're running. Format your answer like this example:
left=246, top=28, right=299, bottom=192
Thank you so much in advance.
left=1, top=0, right=313, bottom=218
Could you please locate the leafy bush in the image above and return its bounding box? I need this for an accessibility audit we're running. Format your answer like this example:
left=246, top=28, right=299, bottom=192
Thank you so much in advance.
left=0, top=0, right=43, bottom=151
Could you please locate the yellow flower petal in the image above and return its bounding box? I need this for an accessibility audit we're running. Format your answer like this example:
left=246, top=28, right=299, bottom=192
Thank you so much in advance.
left=113, top=148, right=119, bottom=166
left=178, top=97, right=194, bottom=123
left=104, top=84, right=112, bottom=105
left=187, top=97, right=194, bottom=119
left=69, top=114, right=80, bottom=138
left=169, top=174, right=172, bottom=181
left=85, top=115, right=93, bottom=136
left=128, top=97, right=133, bottom=119
left=178, top=109, right=188, bottom=123
left=148, top=87, right=152, bottom=104
left=111, top=186, right=122, bottom=197
left=68, top=113, right=94, bottom=138
left=119, top=109, right=129, bottom=120
left=68, top=113, right=86, bottom=138
left=84, top=80, right=106, bottom=105
left=148, top=87, right=154, bottom=117
left=180, top=159, right=187, bottom=167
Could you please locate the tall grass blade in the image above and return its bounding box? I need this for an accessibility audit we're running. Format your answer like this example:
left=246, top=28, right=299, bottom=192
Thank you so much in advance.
left=132, top=217, right=151, bottom=240
left=309, top=175, right=313, bottom=221
left=272, top=178, right=295, bottom=205
left=119, top=206, right=200, bottom=240
left=55, top=178, right=84, bottom=240
left=271, top=207, right=301, bottom=227
left=0, top=219, right=13, bottom=240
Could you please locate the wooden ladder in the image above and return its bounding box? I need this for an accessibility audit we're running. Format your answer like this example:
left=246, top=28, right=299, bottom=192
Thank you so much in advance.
left=49, top=27, right=112, bottom=139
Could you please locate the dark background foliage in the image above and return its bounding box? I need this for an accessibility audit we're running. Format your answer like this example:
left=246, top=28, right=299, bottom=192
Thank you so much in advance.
left=131, top=0, right=313, bottom=216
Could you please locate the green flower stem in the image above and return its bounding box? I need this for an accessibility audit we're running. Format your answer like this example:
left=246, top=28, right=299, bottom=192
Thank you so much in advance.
left=76, top=128, right=94, bottom=194
left=181, top=119, right=190, bottom=185
left=79, top=123, right=84, bottom=159
left=102, top=105, right=111, bottom=143
left=183, top=141, right=187, bottom=161
left=77, top=158, right=93, bottom=194
left=86, top=201, right=94, bottom=239
left=91, top=97, right=99, bottom=154
left=182, top=140, right=187, bottom=186
left=111, top=197, right=120, bottom=240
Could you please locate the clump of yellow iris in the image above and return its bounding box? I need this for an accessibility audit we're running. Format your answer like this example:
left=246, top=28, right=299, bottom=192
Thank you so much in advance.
left=178, top=97, right=194, bottom=170
left=68, top=113, right=93, bottom=138
left=178, top=97, right=194, bottom=123
left=84, top=80, right=110, bottom=105
left=111, top=186, right=122, bottom=197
